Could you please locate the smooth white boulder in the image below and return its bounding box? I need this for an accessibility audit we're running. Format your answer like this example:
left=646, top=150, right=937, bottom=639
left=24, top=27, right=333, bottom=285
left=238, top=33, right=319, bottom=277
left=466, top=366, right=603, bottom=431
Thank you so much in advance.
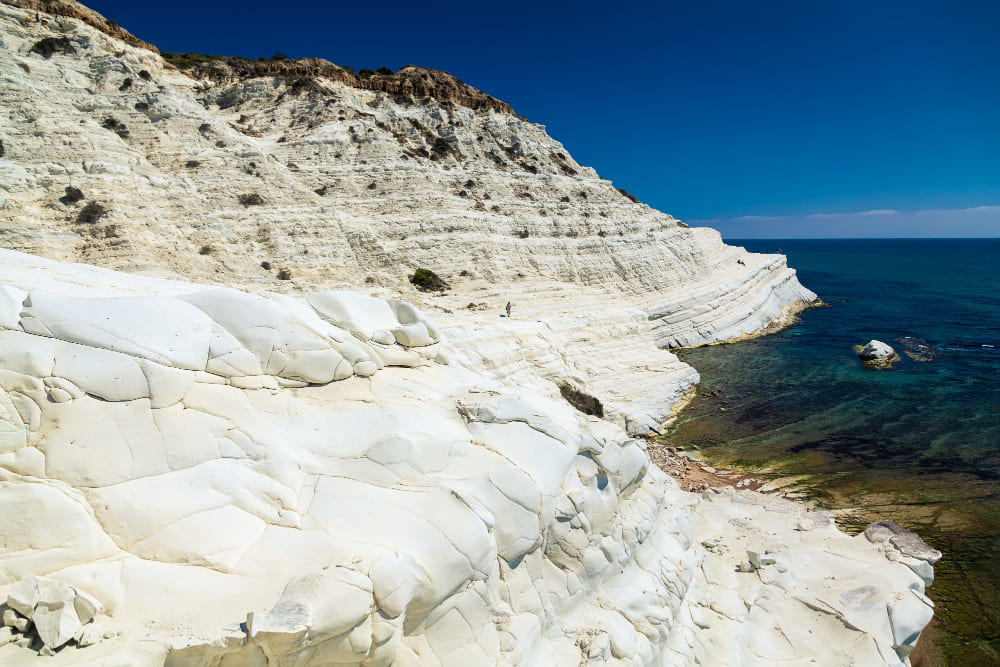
left=3, top=575, right=104, bottom=651
left=20, top=290, right=212, bottom=371
left=33, top=578, right=83, bottom=649
left=6, top=577, right=39, bottom=618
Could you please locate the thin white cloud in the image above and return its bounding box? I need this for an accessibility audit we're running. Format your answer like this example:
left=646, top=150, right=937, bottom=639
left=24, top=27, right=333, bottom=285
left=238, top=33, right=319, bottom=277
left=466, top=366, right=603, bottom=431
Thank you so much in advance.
left=856, top=209, right=899, bottom=216
left=688, top=205, right=1000, bottom=238
left=915, top=204, right=1000, bottom=216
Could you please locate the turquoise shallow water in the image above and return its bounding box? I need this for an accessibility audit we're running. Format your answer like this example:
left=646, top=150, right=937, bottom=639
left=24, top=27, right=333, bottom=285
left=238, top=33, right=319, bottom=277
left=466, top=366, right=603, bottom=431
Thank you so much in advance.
left=667, top=238, right=1000, bottom=665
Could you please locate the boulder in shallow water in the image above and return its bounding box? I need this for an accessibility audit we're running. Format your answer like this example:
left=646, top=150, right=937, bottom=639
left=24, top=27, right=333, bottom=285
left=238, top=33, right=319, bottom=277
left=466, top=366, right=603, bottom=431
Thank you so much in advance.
left=857, top=339, right=899, bottom=369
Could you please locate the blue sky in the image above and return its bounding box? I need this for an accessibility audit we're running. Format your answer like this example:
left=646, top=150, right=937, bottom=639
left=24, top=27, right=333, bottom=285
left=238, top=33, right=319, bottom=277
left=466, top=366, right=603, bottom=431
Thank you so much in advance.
left=86, top=0, right=999, bottom=238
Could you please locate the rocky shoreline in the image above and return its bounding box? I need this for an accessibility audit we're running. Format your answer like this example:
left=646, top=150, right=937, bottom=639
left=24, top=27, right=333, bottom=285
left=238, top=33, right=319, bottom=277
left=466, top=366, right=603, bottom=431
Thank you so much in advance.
left=0, top=248, right=940, bottom=665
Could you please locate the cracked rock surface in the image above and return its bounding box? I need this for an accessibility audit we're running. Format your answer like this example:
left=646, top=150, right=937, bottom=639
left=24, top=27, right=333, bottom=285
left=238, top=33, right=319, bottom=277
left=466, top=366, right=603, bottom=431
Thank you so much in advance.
left=0, top=250, right=937, bottom=665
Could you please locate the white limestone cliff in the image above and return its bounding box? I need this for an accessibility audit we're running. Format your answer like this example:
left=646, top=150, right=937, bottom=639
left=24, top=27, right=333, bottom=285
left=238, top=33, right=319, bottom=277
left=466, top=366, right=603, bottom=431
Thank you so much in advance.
left=0, top=0, right=814, bottom=434
left=0, top=3, right=938, bottom=665
left=0, top=249, right=937, bottom=665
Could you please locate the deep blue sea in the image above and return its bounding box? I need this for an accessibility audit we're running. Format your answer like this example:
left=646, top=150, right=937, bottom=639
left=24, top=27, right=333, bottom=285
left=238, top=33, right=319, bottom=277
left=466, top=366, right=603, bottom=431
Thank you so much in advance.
left=667, top=238, right=1000, bottom=665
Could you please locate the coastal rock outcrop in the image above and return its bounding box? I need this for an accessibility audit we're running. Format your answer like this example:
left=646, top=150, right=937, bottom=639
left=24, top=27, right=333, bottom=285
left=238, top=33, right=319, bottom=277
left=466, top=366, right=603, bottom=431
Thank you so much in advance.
left=858, top=339, right=900, bottom=369
left=0, top=249, right=936, bottom=665
left=0, top=0, right=815, bottom=433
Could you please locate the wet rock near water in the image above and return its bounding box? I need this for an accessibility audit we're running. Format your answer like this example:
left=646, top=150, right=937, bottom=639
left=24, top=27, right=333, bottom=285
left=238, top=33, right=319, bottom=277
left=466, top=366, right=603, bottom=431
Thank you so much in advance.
left=856, top=339, right=900, bottom=369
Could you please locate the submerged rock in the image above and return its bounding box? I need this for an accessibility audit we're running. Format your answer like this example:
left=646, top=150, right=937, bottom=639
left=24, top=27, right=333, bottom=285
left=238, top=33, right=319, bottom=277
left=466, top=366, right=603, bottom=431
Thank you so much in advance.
left=895, top=336, right=941, bottom=362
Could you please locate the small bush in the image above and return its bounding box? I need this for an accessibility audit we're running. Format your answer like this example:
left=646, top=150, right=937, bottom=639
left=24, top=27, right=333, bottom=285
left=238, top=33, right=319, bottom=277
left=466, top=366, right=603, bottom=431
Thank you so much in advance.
left=199, top=123, right=212, bottom=135
left=102, top=117, right=129, bottom=140
left=261, top=261, right=272, bottom=270
left=76, top=202, right=107, bottom=225
left=238, top=193, right=265, bottom=206
left=431, top=137, right=452, bottom=155
left=409, top=268, right=450, bottom=292
left=367, top=182, right=377, bottom=190
left=289, top=77, right=322, bottom=95
left=559, top=383, right=604, bottom=417
left=616, top=187, right=639, bottom=203
left=277, top=268, right=292, bottom=280
left=134, top=101, right=149, bottom=112
left=517, top=229, right=529, bottom=239
left=376, top=66, right=393, bottom=75
left=30, top=37, right=75, bottom=59
left=199, top=245, right=214, bottom=255
left=119, top=77, right=133, bottom=91
left=62, top=186, right=84, bottom=204
left=560, top=195, right=570, bottom=202
left=138, top=70, right=152, bottom=81
left=0, top=139, right=4, bottom=157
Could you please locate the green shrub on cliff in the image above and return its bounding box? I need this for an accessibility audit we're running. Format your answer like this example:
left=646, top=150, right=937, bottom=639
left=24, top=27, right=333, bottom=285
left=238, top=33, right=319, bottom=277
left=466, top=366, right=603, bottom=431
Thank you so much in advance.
left=409, top=268, right=449, bottom=292
left=559, top=383, right=604, bottom=417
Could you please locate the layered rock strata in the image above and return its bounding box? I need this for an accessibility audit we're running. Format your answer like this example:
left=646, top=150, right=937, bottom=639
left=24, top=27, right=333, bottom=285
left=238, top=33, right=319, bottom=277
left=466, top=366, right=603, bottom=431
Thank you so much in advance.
left=0, top=249, right=936, bottom=665
left=0, top=6, right=934, bottom=664
left=0, top=0, right=814, bottom=433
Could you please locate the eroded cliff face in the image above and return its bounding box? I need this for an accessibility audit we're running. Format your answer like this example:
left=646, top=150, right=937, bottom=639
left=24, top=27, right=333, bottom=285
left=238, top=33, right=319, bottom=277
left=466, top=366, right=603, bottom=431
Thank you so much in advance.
left=0, top=0, right=814, bottom=433
left=0, top=249, right=936, bottom=666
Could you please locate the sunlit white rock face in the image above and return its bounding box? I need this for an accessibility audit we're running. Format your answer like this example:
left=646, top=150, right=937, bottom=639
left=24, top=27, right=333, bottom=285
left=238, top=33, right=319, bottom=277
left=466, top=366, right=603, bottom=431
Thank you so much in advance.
left=0, top=4, right=932, bottom=665
left=0, top=249, right=937, bottom=665
left=0, top=0, right=814, bottom=433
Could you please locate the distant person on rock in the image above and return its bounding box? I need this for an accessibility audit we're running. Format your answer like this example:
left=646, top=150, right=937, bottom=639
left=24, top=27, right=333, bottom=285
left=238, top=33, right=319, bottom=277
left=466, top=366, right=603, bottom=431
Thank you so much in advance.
left=506, top=301, right=512, bottom=318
